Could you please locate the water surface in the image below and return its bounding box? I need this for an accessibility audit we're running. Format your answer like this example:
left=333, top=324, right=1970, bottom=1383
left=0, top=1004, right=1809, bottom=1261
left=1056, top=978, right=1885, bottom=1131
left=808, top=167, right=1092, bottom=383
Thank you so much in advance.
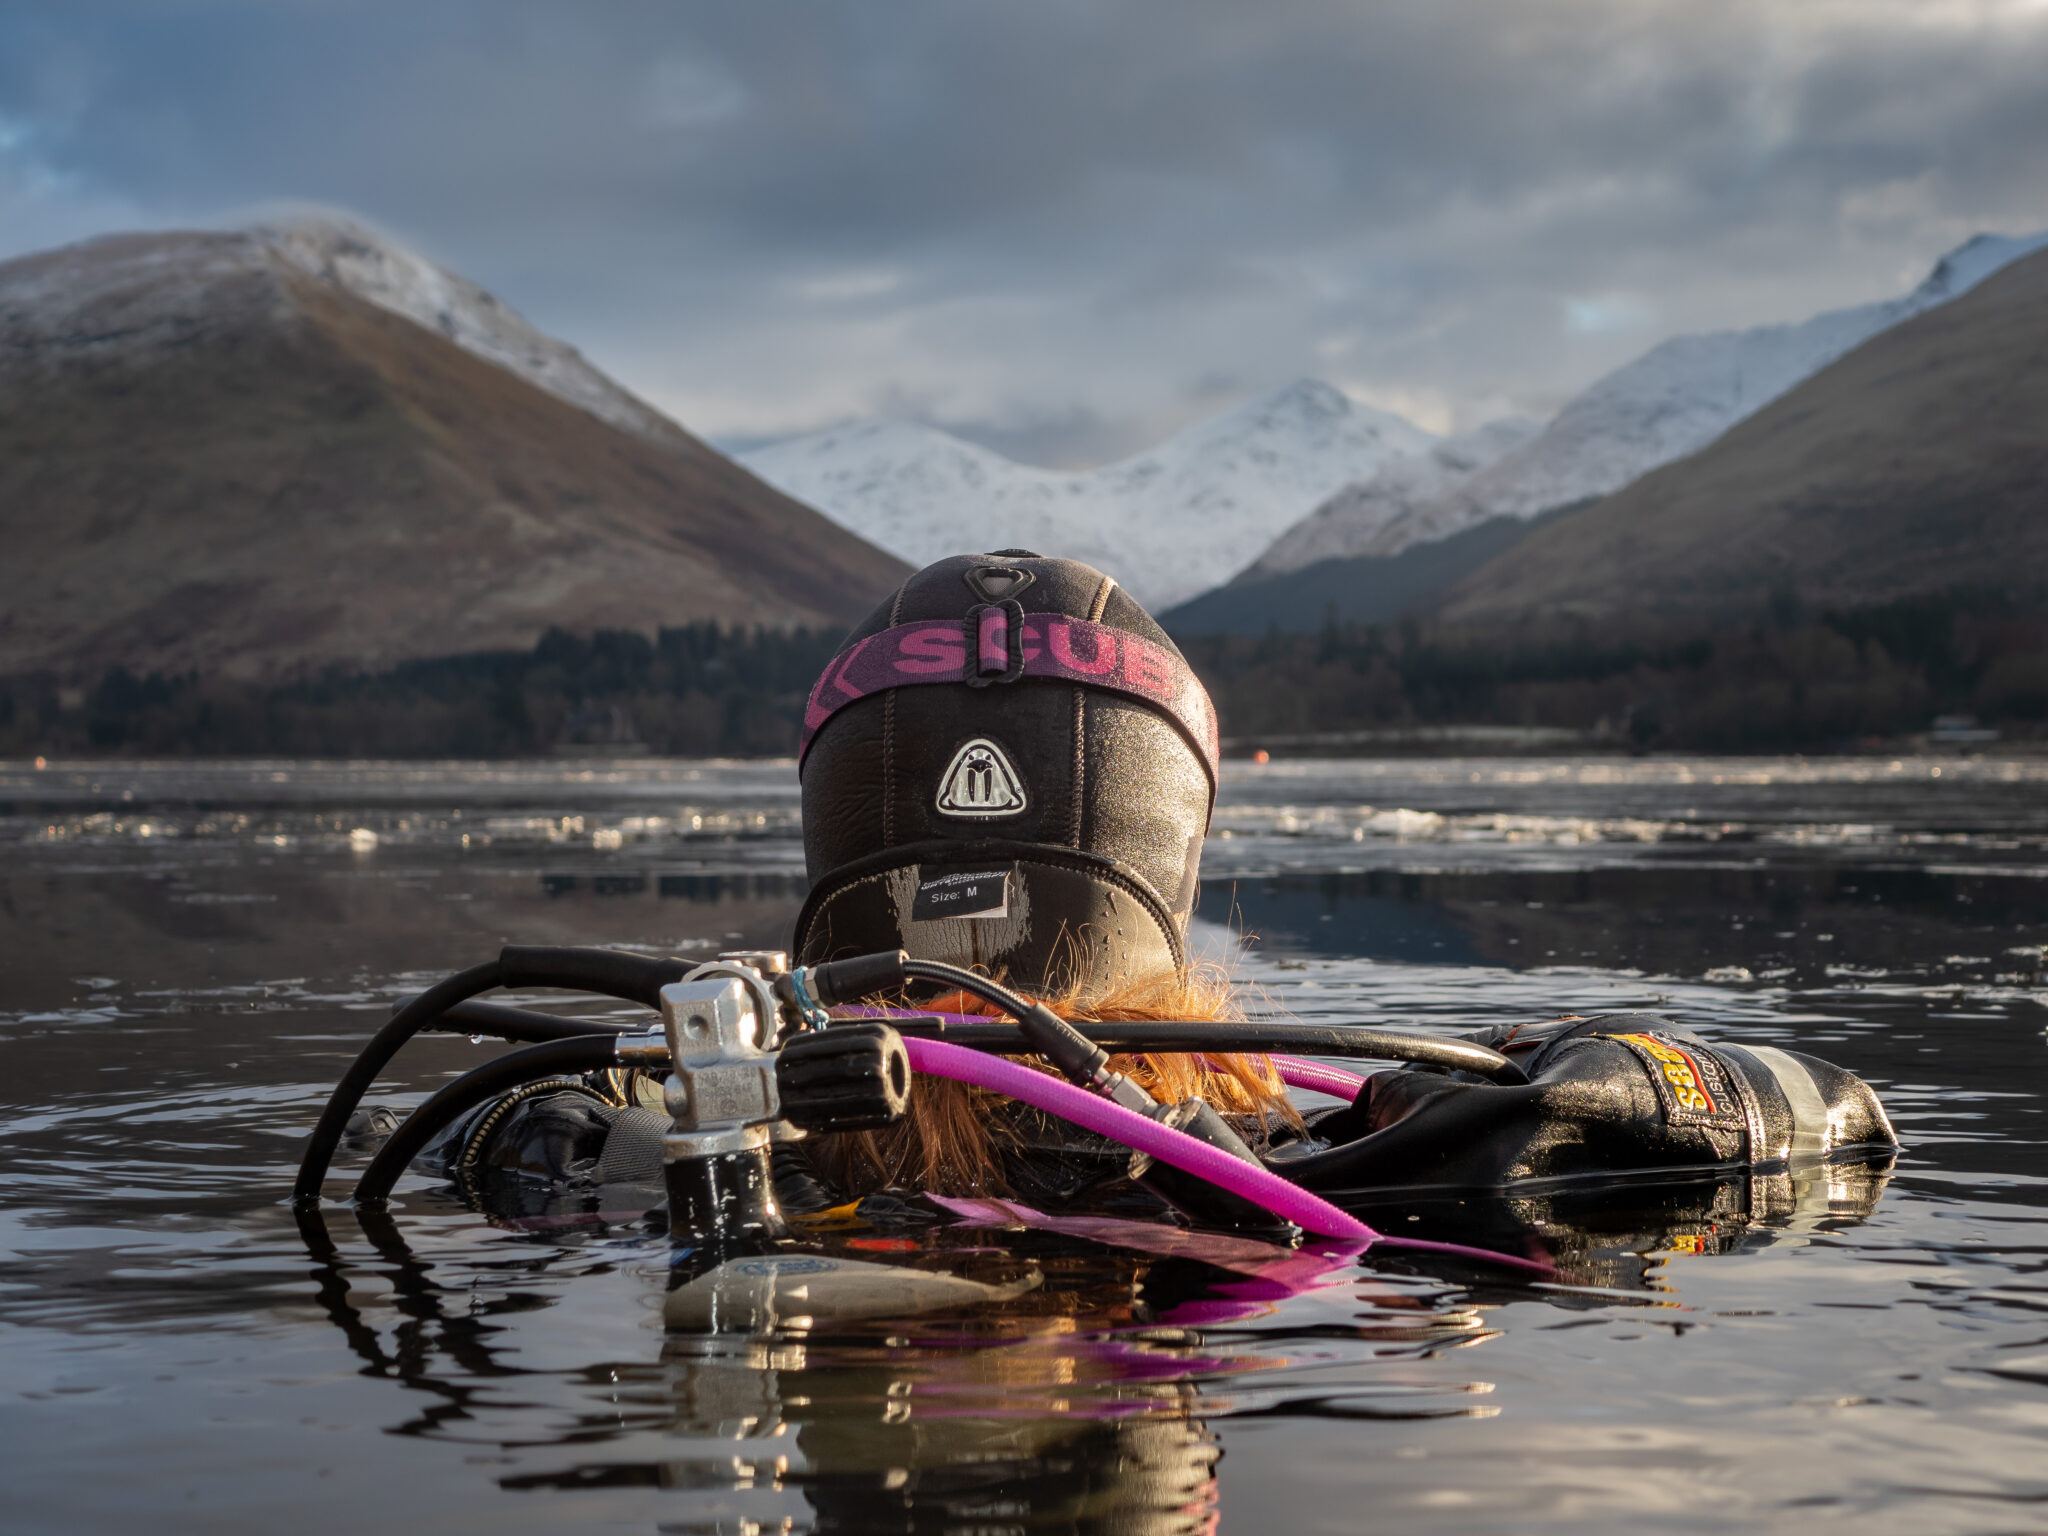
left=3, top=756, right=2045, bottom=1532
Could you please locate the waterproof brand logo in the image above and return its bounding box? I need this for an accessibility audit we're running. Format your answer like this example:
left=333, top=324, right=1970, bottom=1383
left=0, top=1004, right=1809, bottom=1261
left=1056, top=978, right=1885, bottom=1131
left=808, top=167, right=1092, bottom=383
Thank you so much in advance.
left=1614, top=1032, right=1718, bottom=1114
left=1608, top=1030, right=1743, bottom=1133
left=935, top=738, right=1027, bottom=819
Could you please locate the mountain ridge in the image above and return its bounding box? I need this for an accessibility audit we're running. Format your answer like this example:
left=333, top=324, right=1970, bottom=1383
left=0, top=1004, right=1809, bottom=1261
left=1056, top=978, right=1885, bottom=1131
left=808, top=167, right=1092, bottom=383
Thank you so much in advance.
left=1438, top=244, right=2048, bottom=625
left=255, top=216, right=694, bottom=449
left=1164, top=506, right=1575, bottom=637
left=0, top=223, right=909, bottom=680
left=1234, top=416, right=1542, bottom=582
left=1357, top=228, right=2048, bottom=560
left=736, top=379, right=1436, bottom=610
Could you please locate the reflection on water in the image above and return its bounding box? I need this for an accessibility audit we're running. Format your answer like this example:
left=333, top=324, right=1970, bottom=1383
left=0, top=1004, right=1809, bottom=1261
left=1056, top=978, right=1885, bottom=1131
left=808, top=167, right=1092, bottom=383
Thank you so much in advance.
left=2, top=756, right=2046, bottom=1532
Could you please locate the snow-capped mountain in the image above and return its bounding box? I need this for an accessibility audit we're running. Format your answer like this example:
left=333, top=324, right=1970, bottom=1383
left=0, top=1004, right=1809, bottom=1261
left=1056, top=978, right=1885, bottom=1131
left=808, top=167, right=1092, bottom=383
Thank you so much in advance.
left=735, top=379, right=1437, bottom=611
left=0, top=220, right=906, bottom=679
left=1356, top=228, right=2048, bottom=558
left=254, top=216, right=693, bottom=448
left=1235, top=416, right=1541, bottom=581
left=0, top=213, right=695, bottom=450
left=1441, top=241, right=2048, bottom=626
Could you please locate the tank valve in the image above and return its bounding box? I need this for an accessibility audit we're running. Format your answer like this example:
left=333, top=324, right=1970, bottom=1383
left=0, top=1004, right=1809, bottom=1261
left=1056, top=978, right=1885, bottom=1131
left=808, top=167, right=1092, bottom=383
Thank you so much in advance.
left=659, top=972, right=785, bottom=1252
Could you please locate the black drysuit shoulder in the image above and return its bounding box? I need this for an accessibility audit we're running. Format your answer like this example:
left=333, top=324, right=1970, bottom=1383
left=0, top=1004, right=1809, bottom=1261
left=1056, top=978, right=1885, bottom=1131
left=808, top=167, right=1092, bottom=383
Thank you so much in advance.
left=420, top=1078, right=672, bottom=1217
left=1284, top=1013, right=1895, bottom=1194
left=408, top=1015, right=1895, bottom=1223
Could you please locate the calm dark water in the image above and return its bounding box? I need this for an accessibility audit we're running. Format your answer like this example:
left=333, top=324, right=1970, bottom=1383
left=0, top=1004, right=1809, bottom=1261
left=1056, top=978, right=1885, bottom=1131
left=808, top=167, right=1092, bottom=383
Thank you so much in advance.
left=3, top=755, right=2046, bottom=1533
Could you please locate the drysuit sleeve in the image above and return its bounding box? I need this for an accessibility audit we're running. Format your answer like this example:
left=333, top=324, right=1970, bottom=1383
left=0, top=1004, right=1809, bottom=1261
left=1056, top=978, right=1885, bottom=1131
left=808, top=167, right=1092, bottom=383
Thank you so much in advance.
left=420, top=1079, right=672, bottom=1213
left=1282, top=1013, right=1895, bottom=1192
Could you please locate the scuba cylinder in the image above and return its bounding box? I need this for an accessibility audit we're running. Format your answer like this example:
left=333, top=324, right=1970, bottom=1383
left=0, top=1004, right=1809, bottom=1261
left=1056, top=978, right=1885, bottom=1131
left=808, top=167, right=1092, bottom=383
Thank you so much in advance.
left=1272, top=1013, right=1895, bottom=1193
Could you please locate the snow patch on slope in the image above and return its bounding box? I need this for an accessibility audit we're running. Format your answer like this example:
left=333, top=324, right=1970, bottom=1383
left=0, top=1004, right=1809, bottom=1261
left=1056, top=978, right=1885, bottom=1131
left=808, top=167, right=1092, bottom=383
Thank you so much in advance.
left=255, top=217, right=690, bottom=447
left=0, top=215, right=694, bottom=450
left=1238, top=416, right=1542, bottom=581
left=0, top=229, right=285, bottom=350
left=1363, top=228, right=2048, bottom=557
left=736, top=379, right=1435, bottom=611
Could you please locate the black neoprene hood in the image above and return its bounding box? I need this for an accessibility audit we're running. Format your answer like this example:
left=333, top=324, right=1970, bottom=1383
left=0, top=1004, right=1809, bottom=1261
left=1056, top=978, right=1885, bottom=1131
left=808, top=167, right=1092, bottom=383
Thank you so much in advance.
left=795, top=552, right=1219, bottom=997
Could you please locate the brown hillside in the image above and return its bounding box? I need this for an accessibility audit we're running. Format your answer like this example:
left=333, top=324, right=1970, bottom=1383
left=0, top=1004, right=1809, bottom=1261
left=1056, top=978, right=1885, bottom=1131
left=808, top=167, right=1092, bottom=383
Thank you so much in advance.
left=1441, top=247, right=2048, bottom=626
left=0, top=230, right=909, bottom=680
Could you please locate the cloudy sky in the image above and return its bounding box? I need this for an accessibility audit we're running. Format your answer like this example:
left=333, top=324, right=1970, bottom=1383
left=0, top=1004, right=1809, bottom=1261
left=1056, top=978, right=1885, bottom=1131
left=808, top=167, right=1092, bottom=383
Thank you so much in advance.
left=4, top=1, right=2047, bottom=463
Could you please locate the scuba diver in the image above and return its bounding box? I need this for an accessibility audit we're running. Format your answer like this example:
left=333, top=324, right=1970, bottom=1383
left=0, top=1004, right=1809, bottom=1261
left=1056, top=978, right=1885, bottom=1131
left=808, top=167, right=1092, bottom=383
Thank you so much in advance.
left=282, top=551, right=1900, bottom=1534
left=295, top=551, right=1898, bottom=1288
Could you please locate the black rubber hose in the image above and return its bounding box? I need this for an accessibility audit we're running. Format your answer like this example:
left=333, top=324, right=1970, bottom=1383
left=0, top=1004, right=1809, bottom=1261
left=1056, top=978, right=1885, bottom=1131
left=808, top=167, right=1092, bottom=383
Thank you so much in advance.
left=497, top=946, right=693, bottom=1009
left=899, top=957, right=1033, bottom=1016
left=804, top=950, right=912, bottom=1006
left=428, top=1000, right=640, bottom=1043
left=898, top=956, right=1124, bottom=1091
left=352, top=1035, right=623, bottom=1205
left=880, top=1017, right=1527, bottom=1084
left=293, top=961, right=504, bottom=1207
left=808, top=952, right=1113, bottom=1087
left=809, top=951, right=1037, bottom=1018
left=806, top=950, right=1526, bottom=1083
left=296, top=946, right=693, bottom=1206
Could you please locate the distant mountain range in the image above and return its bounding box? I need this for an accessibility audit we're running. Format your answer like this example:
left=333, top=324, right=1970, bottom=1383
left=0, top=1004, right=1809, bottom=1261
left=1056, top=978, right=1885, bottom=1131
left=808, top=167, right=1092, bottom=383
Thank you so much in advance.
left=1354, top=229, right=2048, bottom=563
left=735, top=379, right=1435, bottom=611
left=1439, top=243, right=2048, bottom=625
left=743, top=229, right=2046, bottom=630
left=0, top=219, right=907, bottom=680
left=1167, top=227, right=2048, bottom=633
left=9, top=209, right=2038, bottom=698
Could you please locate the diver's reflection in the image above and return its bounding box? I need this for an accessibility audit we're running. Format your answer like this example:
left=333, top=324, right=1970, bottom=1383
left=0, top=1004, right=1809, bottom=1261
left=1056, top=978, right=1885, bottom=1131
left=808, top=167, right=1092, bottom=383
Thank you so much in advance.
left=298, top=1153, right=1890, bottom=1530
left=295, top=1201, right=542, bottom=1439
left=636, top=1340, right=1222, bottom=1535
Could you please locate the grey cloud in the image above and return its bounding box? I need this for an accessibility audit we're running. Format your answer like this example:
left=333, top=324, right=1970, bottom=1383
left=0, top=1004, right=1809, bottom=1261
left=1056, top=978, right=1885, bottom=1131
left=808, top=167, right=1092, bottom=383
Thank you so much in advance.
left=2, top=1, right=2046, bottom=461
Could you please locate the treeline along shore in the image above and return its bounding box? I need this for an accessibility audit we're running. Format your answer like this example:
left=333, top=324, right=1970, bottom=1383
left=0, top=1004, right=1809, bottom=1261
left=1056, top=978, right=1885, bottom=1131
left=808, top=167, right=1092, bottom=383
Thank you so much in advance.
left=1, top=624, right=844, bottom=758
left=5, top=589, right=2045, bottom=759
left=1180, top=588, right=2048, bottom=753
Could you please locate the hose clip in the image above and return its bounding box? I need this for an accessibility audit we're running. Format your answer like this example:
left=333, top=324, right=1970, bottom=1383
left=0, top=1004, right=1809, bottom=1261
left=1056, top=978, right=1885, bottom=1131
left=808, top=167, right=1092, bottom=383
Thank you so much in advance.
left=781, top=966, right=833, bottom=1032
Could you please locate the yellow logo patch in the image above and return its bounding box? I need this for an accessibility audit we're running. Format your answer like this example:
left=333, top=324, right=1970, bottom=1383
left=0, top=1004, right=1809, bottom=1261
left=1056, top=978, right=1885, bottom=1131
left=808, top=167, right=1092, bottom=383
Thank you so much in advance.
left=1615, top=1031, right=1720, bottom=1116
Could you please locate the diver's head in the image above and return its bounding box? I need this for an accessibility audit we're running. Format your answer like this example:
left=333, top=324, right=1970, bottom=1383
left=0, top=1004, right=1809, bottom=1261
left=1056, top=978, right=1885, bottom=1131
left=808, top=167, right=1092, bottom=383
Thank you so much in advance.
left=795, top=551, right=1218, bottom=999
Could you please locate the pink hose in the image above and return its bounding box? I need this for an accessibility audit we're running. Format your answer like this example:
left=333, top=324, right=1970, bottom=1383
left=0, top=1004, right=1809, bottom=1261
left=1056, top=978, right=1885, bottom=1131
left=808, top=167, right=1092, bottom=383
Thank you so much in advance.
left=837, top=1007, right=1369, bottom=1102
left=903, top=1038, right=1554, bottom=1274
left=847, top=1010, right=1545, bottom=1270
left=1268, top=1056, right=1368, bottom=1103
left=903, top=1037, right=1375, bottom=1240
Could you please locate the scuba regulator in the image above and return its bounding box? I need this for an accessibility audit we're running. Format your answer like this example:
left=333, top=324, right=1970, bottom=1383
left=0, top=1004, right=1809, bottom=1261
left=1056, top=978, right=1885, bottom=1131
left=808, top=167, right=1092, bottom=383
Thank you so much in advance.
left=295, top=943, right=1496, bottom=1254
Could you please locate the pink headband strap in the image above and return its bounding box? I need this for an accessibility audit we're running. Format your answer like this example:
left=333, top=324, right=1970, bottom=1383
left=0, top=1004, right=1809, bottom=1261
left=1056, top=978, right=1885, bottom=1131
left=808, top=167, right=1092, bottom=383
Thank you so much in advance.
left=801, top=614, right=1220, bottom=783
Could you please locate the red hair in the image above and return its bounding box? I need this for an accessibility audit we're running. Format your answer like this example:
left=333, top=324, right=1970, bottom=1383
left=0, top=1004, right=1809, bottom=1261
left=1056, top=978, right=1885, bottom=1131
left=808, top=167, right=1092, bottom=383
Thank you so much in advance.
left=802, top=965, right=1298, bottom=1199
